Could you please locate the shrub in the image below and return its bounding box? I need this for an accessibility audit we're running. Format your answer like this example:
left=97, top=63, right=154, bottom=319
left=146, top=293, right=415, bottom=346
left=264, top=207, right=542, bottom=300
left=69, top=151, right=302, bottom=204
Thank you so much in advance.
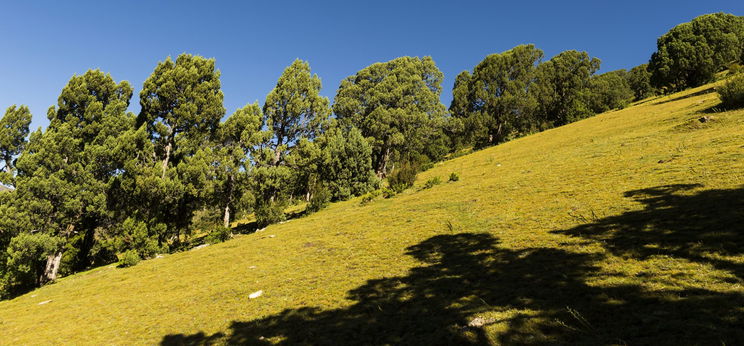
left=255, top=200, right=286, bottom=228
left=360, top=190, right=381, bottom=205
left=449, top=172, right=460, bottom=182
left=3, top=233, right=60, bottom=292
left=381, top=187, right=396, bottom=199
left=423, top=177, right=441, bottom=189
left=729, top=63, right=742, bottom=76
left=118, top=250, right=141, bottom=268
left=388, top=161, right=418, bottom=193
left=307, top=184, right=331, bottom=213
left=718, top=75, right=744, bottom=109
left=206, top=226, right=232, bottom=244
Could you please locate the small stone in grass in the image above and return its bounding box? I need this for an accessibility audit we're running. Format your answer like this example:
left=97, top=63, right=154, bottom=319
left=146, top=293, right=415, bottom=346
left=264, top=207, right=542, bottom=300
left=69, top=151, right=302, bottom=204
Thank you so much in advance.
left=38, top=300, right=52, bottom=305
left=249, top=290, right=263, bottom=299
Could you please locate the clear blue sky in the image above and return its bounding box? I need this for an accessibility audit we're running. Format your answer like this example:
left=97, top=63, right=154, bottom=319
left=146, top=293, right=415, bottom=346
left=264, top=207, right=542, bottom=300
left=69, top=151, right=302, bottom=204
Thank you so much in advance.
left=1, top=0, right=742, bottom=131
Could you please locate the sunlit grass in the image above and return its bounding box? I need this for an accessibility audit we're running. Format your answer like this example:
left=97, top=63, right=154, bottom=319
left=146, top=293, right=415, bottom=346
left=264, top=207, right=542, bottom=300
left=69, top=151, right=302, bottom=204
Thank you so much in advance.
left=1, top=81, right=743, bottom=344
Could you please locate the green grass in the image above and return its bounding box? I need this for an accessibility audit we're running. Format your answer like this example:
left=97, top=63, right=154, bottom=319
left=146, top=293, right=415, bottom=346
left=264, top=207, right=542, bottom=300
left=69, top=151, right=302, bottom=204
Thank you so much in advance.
left=2, top=81, right=744, bottom=344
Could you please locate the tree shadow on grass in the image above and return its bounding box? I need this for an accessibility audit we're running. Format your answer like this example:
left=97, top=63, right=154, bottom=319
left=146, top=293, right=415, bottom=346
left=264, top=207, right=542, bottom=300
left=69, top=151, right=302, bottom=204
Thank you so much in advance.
left=556, top=184, right=744, bottom=280
left=162, top=215, right=744, bottom=345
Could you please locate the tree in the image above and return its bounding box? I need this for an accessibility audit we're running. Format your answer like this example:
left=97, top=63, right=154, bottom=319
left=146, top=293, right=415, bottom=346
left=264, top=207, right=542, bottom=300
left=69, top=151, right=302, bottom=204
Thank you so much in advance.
left=533, top=50, right=600, bottom=126
left=461, top=45, right=543, bottom=147
left=2, top=232, right=60, bottom=295
left=317, top=126, right=377, bottom=201
left=0, top=105, right=32, bottom=184
left=263, top=59, right=330, bottom=167
left=450, top=71, right=472, bottom=120
left=334, top=56, right=447, bottom=177
left=625, top=64, right=656, bottom=101
left=212, top=103, right=266, bottom=228
left=585, top=70, right=634, bottom=113
left=13, top=70, right=133, bottom=284
left=135, top=54, right=225, bottom=244
left=649, top=13, right=744, bottom=91
left=138, top=54, right=225, bottom=178
left=253, top=59, right=330, bottom=222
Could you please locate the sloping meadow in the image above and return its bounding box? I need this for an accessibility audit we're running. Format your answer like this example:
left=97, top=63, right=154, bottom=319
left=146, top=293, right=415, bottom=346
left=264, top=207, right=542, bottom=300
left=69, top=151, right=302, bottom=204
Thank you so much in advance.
left=1, top=82, right=743, bottom=344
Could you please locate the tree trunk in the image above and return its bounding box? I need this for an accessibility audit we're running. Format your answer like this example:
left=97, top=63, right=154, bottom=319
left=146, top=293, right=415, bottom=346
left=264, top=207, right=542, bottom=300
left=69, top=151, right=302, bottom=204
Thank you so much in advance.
left=376, top=146, right=391, bottom=178
left=223, top=204, right=231, bottom=228
left=272, top=137, right=284, bottom=166
left=161, top=138, right=172, bottom=179
left=40, top=251, right=63, bottom=285
left=223, top=174, right=234, bottom=228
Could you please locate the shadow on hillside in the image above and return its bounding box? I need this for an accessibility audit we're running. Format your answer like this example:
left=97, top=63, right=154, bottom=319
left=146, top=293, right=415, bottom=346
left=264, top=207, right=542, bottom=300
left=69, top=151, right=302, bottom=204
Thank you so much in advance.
left=162, top=185, right=744, bottom=345
left=556, top=184, right=744, bottom=280
left=232, top=209, right=308, bottom=235
left=653, top=87, right=715, bottom=105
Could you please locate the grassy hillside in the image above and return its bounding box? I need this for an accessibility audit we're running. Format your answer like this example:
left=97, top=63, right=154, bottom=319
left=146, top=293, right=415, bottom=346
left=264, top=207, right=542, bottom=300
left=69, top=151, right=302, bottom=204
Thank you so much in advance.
left=1, top=82, right=743, bottom=345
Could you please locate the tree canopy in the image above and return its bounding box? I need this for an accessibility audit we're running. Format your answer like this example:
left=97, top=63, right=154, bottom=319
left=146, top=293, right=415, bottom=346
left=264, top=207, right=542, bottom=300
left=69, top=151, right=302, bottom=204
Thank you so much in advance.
left=333, top=56, right=447, bottom=176
left=649, top=12, right=744, bottom=91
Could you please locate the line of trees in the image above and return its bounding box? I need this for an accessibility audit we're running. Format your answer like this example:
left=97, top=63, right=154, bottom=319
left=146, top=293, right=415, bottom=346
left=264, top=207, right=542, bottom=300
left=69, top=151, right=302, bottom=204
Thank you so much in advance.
left=0, top=12, right=741, bottom=298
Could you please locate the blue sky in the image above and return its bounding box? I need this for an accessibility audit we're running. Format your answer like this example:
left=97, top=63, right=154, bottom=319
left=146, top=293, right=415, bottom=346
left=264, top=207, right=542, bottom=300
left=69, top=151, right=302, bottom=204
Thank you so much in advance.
left=1, top=1, right=742, bottom=131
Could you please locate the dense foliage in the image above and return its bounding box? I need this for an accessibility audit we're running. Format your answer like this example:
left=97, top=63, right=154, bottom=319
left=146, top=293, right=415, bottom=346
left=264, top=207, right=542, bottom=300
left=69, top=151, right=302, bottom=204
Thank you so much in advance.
left=717, top=74, right=744, bottom=109
left=649, top=12, right=744, bottom=92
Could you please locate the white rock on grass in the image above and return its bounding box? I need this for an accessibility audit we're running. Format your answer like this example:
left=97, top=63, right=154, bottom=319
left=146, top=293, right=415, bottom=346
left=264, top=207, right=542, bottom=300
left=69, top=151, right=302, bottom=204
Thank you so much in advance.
left=249, top=290, right=263, bottom=299
left=38, top=300, right=52, bottom=305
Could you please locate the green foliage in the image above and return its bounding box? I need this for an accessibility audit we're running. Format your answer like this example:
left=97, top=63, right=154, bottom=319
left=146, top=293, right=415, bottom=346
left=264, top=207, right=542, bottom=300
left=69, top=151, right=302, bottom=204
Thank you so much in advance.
left=448, top=172, right=460, bottom=182
left=317, top=126, right=377, bottom=200
left=381, top=187, right=396, bottom=199
left=3, top=233, right=60, bottom=293
left=423, top=177, right=441, bottom=189
left=0, top=105, right=32, bottom=184
left=462, top=45, right=544, bottom=146
left=626, top=64, right=657, bottom=100
left=211, top=103, right=267, bottom=227
left=730, top=63, right=743, bottom=75
left=334, top=56, right=447, bottom=177
left=586, top=70, right=635, bottom=113
left=306, top=183, right=331, bottom=213
left=717, top=74, right=744, bottom=109
left=110, top=218, right=161, bottom=260
left=649, top=13, right=744, bottom=91
left=134, top=54, right=225, bottom=243
left=12, top=69, right=134, bottom=280
left=206, top=226, right=232, bottom=244
left=533, top=50, right=600, bottom=126
left=263, top=59, right=330, bottom=167
left=359, top=190, right=382, bottom=205
left=387, top=161, right=418, bottom=193
left=117, top=250, right=141, bottom=268
left=255, top=200, right=287, bottom=228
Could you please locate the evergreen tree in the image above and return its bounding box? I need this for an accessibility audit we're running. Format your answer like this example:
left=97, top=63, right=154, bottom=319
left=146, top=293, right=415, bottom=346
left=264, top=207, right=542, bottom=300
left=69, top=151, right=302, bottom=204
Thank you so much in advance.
left=625, top=64, right=657, bottom=101
left=253, top=59, right=330, bottom=224
left=649, top=13, right=744, bottom=91
left=135, top=54, right=225, bottom=244
left=464, top=45, right=543, bottom=146
left=212, top=103, right=266, bottom=228
left=13, top=70, right=133, bottom=284
left=533, top=50, right=600, bottom=126
left=334, top=56, right=446, bottom=177
left=317, top=126, right=376, bottom=201
left=0, top=105, right=32, bottom=186
left=585, top=70, right=635, bottom=113
left=263, top=59, right=330, bottom=167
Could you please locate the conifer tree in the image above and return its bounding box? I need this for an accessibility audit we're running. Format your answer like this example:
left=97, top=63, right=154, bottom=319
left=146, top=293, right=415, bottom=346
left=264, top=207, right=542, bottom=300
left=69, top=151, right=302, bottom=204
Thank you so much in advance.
left=333, top=56, right=446, bottom=177
left=0, top=105, right=32, bottom=185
